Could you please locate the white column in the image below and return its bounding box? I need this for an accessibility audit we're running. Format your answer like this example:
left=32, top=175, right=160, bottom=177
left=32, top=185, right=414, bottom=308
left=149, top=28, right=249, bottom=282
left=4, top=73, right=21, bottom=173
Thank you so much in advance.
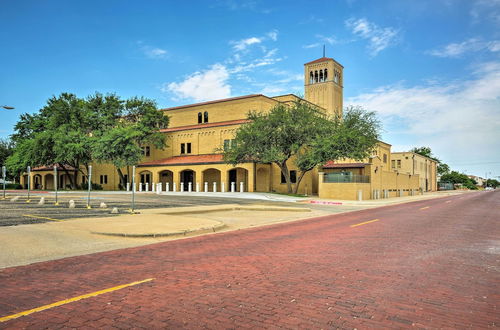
left=195, top=182, right=200, bottom=192
left=357, top=190, right=362, bottom=201
left=126, top=182, right=130, bottom=192
left=145, top=182, right=149, bottom=192
left=152, top=182, right=156, bottom=192
left=239, top=182, right=244, bottom=192
left=188, top=182, right=192, bottom=192
left=139, top=183, right=142, bottom=192
left=166, top=182, right=170, bottom=192
left=204, top=182, right=208, bottom=192
left=180, top=182, right=184, bottom=192
left=157, top=183, right=162, bottom=193
left=221, top=182, right=225, bottom=193
left=133, top=183, right=136, bottom=192
left=213, top=182, right=217, bottom=192
left=231, top=182, right=235, bottom=193
left=172, top=182, right=176, bottom=192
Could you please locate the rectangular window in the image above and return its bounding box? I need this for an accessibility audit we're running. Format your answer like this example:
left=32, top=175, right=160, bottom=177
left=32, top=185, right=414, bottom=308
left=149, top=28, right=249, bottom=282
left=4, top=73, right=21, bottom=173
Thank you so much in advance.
left=180, top=143, right=185, bottom=154
left=100, top=175, right=108, bottom=185
left=187, top=142, right=191, bottom=154
left=397, top=160, right=401, bottom=169
left=224, top=139, right=230, bottom=151
left=383, top=154, right=387, bottom=163
left=281, top=170, right=297, bottom=184
left=391, top=160, right=395, bottom=168
left=145, top=146, right=150, bottom=157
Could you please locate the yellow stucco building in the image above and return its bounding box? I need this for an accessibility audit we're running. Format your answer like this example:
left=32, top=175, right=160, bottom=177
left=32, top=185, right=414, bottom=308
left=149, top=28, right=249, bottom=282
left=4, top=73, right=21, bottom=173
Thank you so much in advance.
left=24, top=56, right=435, bottom=200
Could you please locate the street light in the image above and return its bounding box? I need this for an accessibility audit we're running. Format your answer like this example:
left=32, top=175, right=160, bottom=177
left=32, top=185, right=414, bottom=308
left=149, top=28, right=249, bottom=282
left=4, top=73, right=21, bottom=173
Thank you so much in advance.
left=1, top=105, right=15, bottom=110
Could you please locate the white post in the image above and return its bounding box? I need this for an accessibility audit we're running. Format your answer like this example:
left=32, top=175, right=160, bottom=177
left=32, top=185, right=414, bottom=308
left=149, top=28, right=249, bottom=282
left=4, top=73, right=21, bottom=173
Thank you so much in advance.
left=166, top=182, right=170, bottom=192
left=357, top=190, right=362, bottom=201
left=126, top=182, right=130, bottom=192
left=231, top=182, right=235, bottom=193
left=133, top=182, right=136, bottom=192
left=157, top=183, right=161, bottom=194
left=139, top=183, right=142, bottom=192
left=145, top=182, right=149, bottom=192
left=204, top=182, right=208, bottom=192
left=213, top=182, right=217, bottom=192
left=180, top=182, right=184, bottom=192
left=195, top=182, right=199, bottom=192
left=221, top=182, right=225, bottom=193
left=239, top=182, right=244, bottom=192
left=173, top=182, right=176, bottom=192
left=152, top=182, right=156, bottom=192
left=188, top=182, right=192, bottom=192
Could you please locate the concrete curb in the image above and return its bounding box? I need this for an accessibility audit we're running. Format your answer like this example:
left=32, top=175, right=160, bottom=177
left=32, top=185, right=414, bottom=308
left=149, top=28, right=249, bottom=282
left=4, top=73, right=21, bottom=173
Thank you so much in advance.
left=91, top=222, right=227, bottom=238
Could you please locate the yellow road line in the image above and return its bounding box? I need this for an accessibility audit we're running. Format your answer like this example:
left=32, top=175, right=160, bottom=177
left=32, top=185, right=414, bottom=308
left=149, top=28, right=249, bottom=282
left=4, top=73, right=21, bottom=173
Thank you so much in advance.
left=22, top=214, right=64, bottom=222
left=0, top=278, right=154, bottom=323
left=419, top=206, right=430, bottom=210
left=350, top=219, right=379, bottom=228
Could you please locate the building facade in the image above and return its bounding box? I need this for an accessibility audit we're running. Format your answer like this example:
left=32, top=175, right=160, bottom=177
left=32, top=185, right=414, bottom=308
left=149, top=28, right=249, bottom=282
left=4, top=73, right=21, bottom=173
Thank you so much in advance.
left=23, top=56, right=435, bottom=200
left=390, top=152, right=438, bottom=192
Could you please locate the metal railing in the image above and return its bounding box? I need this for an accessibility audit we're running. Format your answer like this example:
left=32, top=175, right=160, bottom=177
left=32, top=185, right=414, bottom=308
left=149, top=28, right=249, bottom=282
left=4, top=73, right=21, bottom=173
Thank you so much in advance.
left=324, top=173, right=370, bottom=183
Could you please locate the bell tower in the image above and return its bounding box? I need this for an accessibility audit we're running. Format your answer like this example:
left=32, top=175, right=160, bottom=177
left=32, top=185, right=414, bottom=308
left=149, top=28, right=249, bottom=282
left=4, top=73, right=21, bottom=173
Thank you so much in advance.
left=304, top=56, right=343, bottom=118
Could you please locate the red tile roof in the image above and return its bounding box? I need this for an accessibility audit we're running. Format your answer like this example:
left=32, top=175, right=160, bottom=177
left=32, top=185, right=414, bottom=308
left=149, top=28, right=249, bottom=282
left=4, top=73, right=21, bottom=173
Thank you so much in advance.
left=160, top=94, right=268, bottom=112
left=304, top=57, right=334, bottom=65
left=161, top=119, right=250, bottom=133
left=138, top=154, right=225, bottom=167
left=32, top=165, right=77, bottom=171
left=323, top=162, right=368, bottom=169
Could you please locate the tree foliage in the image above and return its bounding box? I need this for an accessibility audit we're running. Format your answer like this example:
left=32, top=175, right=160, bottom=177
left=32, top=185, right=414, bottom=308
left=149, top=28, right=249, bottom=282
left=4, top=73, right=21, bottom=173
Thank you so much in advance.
left=7, top=92, right=168, bottom=188
left=440, top=171, right=478, bottom=190
left=224, top=102, right=381, bottom=193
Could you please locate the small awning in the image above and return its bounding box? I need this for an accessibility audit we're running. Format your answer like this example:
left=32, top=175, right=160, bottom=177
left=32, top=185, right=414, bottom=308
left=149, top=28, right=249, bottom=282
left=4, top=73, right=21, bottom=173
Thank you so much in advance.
left=322, top=161, right=368, bottom=169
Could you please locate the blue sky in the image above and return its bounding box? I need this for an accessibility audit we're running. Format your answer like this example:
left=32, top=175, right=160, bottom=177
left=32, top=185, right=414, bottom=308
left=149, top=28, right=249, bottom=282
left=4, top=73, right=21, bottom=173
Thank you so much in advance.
left=1, top=0, right=499, bottom=178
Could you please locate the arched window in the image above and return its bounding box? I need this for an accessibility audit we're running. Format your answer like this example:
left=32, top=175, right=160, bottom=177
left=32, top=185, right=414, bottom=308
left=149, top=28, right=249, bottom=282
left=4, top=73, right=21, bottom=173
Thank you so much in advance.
left=314, top=71, right=318, bottom=83
left=198, top=112, right=202, bottom=124
left=204, top=111, right=208, bottom=123
left=324, top=69, right=328, bottom=81
left=309, top=71, right=313, bottom=84
left=319, top=70, right=324, bottom=82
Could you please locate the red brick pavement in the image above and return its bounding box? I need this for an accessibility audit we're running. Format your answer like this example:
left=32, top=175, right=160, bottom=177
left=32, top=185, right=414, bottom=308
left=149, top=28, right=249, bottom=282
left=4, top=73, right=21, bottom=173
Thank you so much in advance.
left=0, top=191, right=498, bottom=329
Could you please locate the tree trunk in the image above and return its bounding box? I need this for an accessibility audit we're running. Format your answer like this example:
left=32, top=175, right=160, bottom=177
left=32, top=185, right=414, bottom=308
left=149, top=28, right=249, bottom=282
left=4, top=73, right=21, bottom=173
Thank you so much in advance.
left=59, top=163, right=75, bottom=189
left=277, top=161, right=293, bottom=193
left=117, top=167, right=125, bottom=190
left=293, top=170, right=309, bottom=194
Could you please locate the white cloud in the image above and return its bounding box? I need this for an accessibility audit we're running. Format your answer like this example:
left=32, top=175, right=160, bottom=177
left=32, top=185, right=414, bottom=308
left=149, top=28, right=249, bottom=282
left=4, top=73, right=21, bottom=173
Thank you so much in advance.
left=164, top=64, right=231, bottom=102
left=303, top=43, right=321, bottom=49
left=427, top=38, right=500, bottom=57
left=345, top=18, right=399, bottom=56
left=232, top=37, right=262, bottom=51
left=470, top=0, right=500, bottom=25
left=347, top=61, right=500, bottom=174
left=266, top=30, right=278, bottom=41
left=138, top=42, right=168, bottom=59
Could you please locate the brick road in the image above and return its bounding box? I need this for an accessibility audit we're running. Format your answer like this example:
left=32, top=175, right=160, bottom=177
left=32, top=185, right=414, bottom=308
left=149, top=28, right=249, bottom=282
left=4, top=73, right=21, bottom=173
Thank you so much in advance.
left=0, top=191, right=498, bottom=329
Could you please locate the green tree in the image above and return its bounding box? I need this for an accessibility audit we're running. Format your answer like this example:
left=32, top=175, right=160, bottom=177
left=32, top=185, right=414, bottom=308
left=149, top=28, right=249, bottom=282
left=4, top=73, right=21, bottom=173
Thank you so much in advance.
left=224, top=102, right=381, bottom=193
left=7, top=92, right=169, bottom=189
left=92, top=96, right=169, bottom=187
left=485, top=178, right=499, bottom=188
left=440, top=171, right=477, bottom=190
left=294, top=106, right=380, bottom=193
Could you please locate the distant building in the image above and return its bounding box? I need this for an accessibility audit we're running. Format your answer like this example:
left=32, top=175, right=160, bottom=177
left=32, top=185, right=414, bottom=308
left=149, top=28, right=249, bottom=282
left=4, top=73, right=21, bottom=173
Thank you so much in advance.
left=390, top=152, right=438, bottom=192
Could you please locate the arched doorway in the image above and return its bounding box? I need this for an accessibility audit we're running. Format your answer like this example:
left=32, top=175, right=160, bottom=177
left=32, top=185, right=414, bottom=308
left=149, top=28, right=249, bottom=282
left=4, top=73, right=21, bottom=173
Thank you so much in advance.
left=256, top=167, right=270, bottom=192
left=180, top=169, right=196, bottom=189
left=139, top=170, right=152, bottom=190
left=44, top=174, right=55, bottom=190
left=159, top=170, right=173, bottom=191
left=34, top=174, right=42, bottom=190
left=228, top=168, right=248, bottom=192
left=202, top=168, right=221, bottom=192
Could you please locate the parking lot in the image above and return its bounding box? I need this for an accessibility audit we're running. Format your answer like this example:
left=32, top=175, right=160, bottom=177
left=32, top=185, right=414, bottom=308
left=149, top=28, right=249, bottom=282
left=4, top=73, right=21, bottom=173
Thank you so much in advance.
left=0, top=191, right=302, bottom=226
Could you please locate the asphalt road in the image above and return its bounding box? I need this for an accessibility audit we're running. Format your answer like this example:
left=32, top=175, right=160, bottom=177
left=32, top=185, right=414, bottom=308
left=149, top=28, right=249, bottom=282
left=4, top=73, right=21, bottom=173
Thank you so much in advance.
left=0, top=190, right=498, bottom=328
